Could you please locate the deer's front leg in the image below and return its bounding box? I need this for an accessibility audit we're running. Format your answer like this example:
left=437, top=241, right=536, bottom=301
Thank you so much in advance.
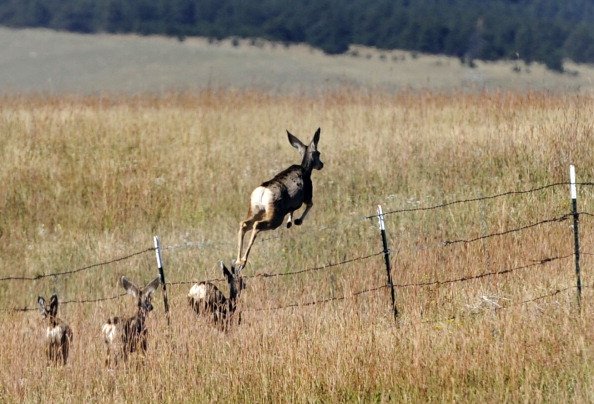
left=294, top=202, right=312, bottom=226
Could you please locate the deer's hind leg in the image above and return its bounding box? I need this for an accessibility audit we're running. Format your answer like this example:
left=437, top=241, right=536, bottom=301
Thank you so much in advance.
left=47, top=343, right=56, bottom=364
left=61, top=328, right=72, bottom=365
left=239, top=223, right=258, bottom=267
left=60, top=341, right=68, bottom=365
left=237, top=218, right=253, bottom=266
left=241, top=209, right=285, bottom=265
left=237, top=207, right=265, bottom=266
left=239, top=219, right=272, bottom=266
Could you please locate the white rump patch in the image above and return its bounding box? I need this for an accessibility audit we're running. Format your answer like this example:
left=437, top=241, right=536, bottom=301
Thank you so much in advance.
left=188, top=284, right=208, bottom=301
left=102, top=323, right=118, bottom=344
left=250, top=186, right=273, bottom=212
left=46, top=326, right=63, bottom=343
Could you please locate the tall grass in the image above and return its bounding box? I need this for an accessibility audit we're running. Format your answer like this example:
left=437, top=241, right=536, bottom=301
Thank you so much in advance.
left=0, top=90, right=592, bottom=402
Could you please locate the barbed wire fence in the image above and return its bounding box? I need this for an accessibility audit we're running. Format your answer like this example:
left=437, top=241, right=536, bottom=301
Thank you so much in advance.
left=0, top=173, right=592, bottom=324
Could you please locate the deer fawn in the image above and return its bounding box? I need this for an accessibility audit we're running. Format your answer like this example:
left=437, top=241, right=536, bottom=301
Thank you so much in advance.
left=187, top=261, right=245, bottom=331
left=237, top=128, right=324, bottom=266
left=37, top=294, right=73, bottom=365
left=101, top=276, right=161, bottom=367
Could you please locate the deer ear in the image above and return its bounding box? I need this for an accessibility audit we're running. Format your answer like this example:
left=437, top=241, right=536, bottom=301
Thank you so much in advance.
left=37, top=296, right=46, bottom=315
left=221, top=261, right=232, bottom=280
left=287, top=131, right=306, bottom=153
left=311, top=128, right=320, bottom=146
left=121, top=276, right=140, bottom=297
left=143, top=276, right=161, bottom=296
left=49, top=294, right=59, bottom=316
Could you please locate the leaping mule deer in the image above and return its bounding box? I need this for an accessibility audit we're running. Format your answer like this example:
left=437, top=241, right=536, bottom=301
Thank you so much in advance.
left=102, top=276, right=161, bottom=367
left=187, top=261, right=245, bottom=331
left=237, top=128, right=324, bottom=266
left=37, top=294, right=73, bottom=365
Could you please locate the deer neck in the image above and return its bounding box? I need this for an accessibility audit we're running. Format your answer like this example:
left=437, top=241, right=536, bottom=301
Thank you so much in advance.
left=48, top=317, right=58, bottom=327
left=300, top=156, right=314, bottom=177
left=135, top=306, right=149, bottom=327
left=228, top=285, right=241, bottom=312
left=229, top=286, right=237, bottom=304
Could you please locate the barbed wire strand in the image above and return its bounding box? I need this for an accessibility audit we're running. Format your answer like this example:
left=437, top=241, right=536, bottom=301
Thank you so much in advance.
left=247, top=251, right=384, bottom=279
left=0, top=247, right=155, bottom=282
left=245, top=284, right=388, bottom=312
left=0, top=293, right=129, bottom=313
left=61, top=292, right=128, bottom=306
left=442, top=214, right=571, bottom=247
left=395, top=253, right=573, bottom=288
left=167, top=251, right=384, bottom=286
left=517, top=285, right=576, bottom=305
left=367, top=181, right=594, bottom=219
left=421, top=284, right=579, bottom=324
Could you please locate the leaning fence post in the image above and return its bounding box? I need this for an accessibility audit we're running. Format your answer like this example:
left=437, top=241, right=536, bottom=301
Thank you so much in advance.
left=377, top=205, right=398, bottom=321
left=154, top=236, right=171, bottom=325
left=569, top=165, right=582, bottom=308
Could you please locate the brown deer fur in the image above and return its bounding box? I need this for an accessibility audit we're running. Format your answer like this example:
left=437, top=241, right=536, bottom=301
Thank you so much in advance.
left=187, top=261, right=245, bottom=331
left=102, top=276, right=160, bottom=367
left=37, top=294, right=73, bottom=365
left=237, top=128, right=324, bottom=266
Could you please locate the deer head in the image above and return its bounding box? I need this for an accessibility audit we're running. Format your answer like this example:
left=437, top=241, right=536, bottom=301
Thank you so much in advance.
left=37, top=294, right=59, bottom=323
left=121, top=276, right=161, bottom=315
left=221, top=261, right=245, bottom=302
left=287, top=128, right=324, bottom=173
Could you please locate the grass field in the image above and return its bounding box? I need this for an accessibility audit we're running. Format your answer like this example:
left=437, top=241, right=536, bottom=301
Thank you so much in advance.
left=0, top=90, right=592, bottom=401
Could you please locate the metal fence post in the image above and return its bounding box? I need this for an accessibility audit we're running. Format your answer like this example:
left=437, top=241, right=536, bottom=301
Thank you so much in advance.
left=154, top=236, right=171, bottom=325
left=377, top=205, right=398, bottom=321
left=569, top=165, right=582, bottom=309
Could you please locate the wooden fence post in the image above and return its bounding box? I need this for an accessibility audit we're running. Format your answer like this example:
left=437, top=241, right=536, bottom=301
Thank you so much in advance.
left=154, top=236, right=170, bottom=325
left=377, top=205, right=398, bottom=321
left=569, top=165, right=582, bottom=309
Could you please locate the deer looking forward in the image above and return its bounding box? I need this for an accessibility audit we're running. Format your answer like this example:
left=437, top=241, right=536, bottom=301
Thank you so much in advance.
left=101, top=276, right=160, bottom=367
left=237, top=128, right=324, bottom=266
left=37, top=294, right=73, bottom=365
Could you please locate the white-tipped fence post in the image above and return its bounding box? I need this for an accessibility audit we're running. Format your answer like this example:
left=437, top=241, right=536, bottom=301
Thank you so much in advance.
left=377, top=205, right=398, bottom=321
left=154, top=236, right=170, bottom=325
left=569, top=165, right=582, bottom=308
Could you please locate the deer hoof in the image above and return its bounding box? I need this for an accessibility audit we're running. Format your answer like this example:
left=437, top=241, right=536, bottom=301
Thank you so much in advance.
left=294, top=219, right=302, bottom=226
left=287, top=222, right=292, bottom=228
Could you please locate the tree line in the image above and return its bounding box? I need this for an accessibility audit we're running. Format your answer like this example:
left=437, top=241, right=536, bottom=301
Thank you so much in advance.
left=0, top=0, right=593, bottom=71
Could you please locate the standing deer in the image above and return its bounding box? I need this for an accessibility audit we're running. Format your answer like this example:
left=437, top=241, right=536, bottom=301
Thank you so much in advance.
left=187, top=261, right=245, bottom=331
left=101, top=276, right=161, bottom=367
left=37, top=294, right=73, bottom=365
left=237, top=128, right=324, bottom=266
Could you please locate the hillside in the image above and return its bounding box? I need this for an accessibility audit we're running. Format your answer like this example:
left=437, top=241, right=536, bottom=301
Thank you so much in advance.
left=1, top=0, right=593, bottom=71
left=1, top=27, right=593, bottom=95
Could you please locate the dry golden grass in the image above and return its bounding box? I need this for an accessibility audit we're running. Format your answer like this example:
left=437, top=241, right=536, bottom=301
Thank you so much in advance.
left=0, top=90, right=593, bottom=402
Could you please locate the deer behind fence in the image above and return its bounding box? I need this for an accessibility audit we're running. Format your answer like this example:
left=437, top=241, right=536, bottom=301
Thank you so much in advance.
left=188, top=261, right=245, bottom=331
left=102, top=276, right=161, bottom=367
left=37, top=294, right=73, bottom=365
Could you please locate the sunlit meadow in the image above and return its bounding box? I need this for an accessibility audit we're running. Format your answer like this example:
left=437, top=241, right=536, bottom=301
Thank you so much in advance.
left=0, top=90, right=592, bottom=401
